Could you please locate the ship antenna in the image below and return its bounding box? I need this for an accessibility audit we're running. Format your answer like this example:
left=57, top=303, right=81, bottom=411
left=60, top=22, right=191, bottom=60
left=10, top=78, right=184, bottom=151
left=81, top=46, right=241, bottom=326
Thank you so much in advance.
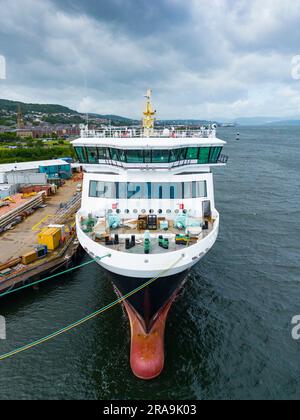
left=142, top=89, right=156, bottom=137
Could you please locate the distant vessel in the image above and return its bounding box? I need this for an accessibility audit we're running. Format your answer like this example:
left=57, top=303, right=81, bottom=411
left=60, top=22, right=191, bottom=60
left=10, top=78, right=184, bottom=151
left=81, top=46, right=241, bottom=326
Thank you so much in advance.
left=72, top=91, right=228, bottom=379
left=221, top=122, right=236, bottom=127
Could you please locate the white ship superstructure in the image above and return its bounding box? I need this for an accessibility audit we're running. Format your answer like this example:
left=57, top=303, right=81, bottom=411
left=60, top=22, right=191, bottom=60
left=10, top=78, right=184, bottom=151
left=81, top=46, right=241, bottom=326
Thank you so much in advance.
left=72, top=91, right=227, bottom=379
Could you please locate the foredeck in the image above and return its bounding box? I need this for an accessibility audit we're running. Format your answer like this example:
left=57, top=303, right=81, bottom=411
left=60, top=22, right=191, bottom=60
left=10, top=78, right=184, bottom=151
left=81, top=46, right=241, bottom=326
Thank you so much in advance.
left=79, top=214, right=215, bottom=255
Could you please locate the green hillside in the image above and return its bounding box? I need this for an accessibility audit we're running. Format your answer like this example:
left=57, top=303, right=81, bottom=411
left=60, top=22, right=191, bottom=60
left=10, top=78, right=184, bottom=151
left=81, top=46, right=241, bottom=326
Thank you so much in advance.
left=0, top=99, right=78, bottom=115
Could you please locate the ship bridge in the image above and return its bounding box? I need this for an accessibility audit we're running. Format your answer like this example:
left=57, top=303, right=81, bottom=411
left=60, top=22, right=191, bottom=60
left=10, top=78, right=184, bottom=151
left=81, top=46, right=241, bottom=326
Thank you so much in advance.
left=71, top=90, right=228, bottom=171
left=71, top=131, right=227, bottom=170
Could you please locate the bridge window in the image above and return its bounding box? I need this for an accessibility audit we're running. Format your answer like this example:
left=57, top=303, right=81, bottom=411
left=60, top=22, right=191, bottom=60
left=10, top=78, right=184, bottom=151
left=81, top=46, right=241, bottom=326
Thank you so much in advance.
left=127, top=150, right=144, bottom=163
left=76, top=146, right=223, bottom=165
left=209, top=147, right=222, bottom=163
left=86, top=147, right=98, bottom=164
left=89, top=181, right=207, bottom=199
left=74, top=147, right=88, bottom=163
left=187, top=147, right=198, bottom=159
left=97, top=147, right=110, bottom=160
left=152, top=150, right=170, bottom=163
left=198, top=147, right=210, bottom=164
left=109, top=148, right=119, bottom=161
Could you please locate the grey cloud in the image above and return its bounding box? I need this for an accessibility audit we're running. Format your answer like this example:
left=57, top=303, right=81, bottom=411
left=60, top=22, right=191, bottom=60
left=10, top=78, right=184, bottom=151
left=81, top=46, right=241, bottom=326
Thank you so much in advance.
left=0, top=0, right=300, bottom=119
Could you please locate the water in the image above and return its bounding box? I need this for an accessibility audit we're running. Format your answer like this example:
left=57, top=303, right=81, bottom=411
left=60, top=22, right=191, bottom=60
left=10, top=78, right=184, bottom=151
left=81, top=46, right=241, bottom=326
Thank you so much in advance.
left=0, top=126, right=299, bottom=400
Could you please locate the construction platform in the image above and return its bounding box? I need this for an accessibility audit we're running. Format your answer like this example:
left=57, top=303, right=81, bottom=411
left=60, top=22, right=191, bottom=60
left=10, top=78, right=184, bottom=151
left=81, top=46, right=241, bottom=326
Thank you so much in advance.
left=0, top=178, right=83, bottom=295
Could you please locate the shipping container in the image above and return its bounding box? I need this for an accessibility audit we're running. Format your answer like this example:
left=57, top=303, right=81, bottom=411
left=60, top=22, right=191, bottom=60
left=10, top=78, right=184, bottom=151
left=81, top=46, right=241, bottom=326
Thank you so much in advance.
left=48, top=224, right=66, bottom=239
left=34, top=244, right=48, bottom=258
left=38, top=227, right=61, bottom=251
left=20, top=185, right=52, bottom=196
left=39, top=163, right=71, bottom=180
left=21, top=250, right=38, bottom=265
left=6, top=172, right=47, bottom=186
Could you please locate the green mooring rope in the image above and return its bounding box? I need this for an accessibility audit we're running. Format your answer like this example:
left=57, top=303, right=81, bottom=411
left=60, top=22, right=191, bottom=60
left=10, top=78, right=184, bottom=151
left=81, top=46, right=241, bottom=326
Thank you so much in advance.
left=0, top=255, right=183, bottom=362
left=0, top=255, right=111, bottom=299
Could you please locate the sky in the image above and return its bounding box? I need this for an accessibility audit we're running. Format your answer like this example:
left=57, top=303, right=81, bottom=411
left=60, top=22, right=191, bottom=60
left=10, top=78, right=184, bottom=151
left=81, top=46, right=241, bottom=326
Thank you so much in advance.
left=0, top=0, right=300, bottom=120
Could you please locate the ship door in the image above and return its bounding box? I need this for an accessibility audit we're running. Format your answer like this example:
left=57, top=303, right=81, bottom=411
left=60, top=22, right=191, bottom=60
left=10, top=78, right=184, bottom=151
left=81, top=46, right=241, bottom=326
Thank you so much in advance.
left=202, top=200, right=212, bottom=218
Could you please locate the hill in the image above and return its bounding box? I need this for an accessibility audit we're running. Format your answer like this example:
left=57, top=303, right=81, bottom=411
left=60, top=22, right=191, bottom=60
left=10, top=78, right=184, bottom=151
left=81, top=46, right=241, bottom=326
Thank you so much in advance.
left=233, top=116, right=300, bottom=126
left=0, top=99, right=78, bottom=115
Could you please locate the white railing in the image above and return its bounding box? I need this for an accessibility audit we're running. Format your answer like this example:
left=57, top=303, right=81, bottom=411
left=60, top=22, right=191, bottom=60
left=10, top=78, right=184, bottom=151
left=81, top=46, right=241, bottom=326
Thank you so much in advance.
left=80, top=127, right=217, bottom=139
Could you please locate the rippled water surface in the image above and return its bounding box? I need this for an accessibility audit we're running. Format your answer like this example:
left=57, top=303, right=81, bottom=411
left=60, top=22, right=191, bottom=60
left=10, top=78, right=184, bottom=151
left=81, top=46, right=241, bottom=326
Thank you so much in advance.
left=0, top=126, right=299, bottom=400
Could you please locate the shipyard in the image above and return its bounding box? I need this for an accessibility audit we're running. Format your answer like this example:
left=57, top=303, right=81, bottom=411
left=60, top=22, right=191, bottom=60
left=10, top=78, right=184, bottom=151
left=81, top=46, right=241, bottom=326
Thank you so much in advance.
left=0, top=158, right=83, bottom=295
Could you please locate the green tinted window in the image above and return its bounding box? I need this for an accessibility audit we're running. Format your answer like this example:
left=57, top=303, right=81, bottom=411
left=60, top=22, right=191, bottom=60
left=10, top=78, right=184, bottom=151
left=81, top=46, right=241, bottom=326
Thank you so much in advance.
left=186, top=147, right=199, bottom=159
left=198, top=147, right=210, bottom=164
left=169, top=149, right=178, bottom=162
left=208, top=147, right=221, bottom=163
left=178, top=148, right=187, bottom=160
left=86, top=147, right=98, bottom=164
left=98, top=148, right=110, bottom=160
left=127, top=150, right=144, bottom=163
left=152, top=150, right=170, bottom=163
left=75, top=147, right=88, bottom=163
left=81, top=146, right=222, bottom=165
left=118, top=149, right=127, bottom=162
left=144, top=150, right=152, bottom=163
left=109, top=148, right=119, bottom=161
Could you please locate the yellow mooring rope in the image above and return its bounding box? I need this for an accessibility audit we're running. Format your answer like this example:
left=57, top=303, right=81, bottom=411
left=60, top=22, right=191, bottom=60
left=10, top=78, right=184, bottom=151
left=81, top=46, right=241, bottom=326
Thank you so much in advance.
left=0, top=255, right=183, bottom=362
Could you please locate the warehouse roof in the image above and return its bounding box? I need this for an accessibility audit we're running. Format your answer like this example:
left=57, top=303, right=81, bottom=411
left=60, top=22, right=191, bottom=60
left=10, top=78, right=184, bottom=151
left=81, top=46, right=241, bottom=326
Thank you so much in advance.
left=0, top=159, right=70, bottom=173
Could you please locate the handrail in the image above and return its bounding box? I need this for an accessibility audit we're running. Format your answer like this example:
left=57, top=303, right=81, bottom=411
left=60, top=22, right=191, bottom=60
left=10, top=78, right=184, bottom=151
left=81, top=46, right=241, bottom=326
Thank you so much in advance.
left=80, top=127, right=217, bottom=139
left=218, top=154, right=229, bottom=164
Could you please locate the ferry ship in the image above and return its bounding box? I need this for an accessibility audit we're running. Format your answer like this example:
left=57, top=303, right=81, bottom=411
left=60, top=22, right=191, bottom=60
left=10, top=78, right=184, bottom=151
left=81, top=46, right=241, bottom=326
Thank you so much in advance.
left=72, top=91, right=228, bottom=379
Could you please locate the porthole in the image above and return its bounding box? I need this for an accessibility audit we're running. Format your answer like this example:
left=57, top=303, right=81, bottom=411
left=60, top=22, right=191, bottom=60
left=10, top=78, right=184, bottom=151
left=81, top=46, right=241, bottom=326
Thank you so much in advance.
left=158, top=209, right=163, bottom=214
left=107, top=209, right=113, bottom=214
left=166, top=209, right=172, bottom=214
left=175, top=209, right=179, bottom=214
left=133, top=209, right=138, bottom=214
left=141, top=209, right=146, bottom=214
left=125, top=209, right=130, bottom=214
left=116, top=209, right=121, bottom=214
left=149, top=209, right=154, bottom=214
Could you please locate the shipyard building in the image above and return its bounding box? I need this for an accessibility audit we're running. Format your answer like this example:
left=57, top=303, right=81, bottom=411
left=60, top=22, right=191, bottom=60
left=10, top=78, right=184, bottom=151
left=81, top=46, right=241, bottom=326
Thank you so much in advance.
left=0, top=159, right=72, bottom=199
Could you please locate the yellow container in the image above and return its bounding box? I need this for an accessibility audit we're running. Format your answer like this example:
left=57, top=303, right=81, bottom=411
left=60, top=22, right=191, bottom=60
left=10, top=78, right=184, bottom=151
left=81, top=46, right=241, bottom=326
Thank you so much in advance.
left=22, top=250, right=38, bottom=265
left=38, top=227, right=61, bottom=251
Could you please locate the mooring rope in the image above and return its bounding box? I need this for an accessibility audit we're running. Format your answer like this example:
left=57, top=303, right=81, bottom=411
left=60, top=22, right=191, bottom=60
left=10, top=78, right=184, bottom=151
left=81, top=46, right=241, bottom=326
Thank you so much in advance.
left=0, top=255, right=111, bottom=299
left=0, top=255, right=183, bottom=362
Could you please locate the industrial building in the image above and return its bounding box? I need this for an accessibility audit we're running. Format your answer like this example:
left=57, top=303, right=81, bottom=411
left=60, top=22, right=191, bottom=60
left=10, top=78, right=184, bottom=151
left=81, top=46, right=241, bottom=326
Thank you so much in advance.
left=0, top=159, right=72, bottom=199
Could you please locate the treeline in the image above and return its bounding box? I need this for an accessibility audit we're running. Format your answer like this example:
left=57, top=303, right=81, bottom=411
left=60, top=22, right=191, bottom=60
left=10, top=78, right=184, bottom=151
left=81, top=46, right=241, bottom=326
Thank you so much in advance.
left=42, top=115, right=84, bottom=124
left=0, top=99, right=77, bottom=115
left=0, top=132, right=19, bottom=142
left=0, top=145, right=75, bottom=164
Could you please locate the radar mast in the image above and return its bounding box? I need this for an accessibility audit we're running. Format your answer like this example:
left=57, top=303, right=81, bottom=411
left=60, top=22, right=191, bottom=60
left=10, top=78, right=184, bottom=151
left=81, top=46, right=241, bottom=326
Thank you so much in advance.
left=142, top=89, right=156, bottom=136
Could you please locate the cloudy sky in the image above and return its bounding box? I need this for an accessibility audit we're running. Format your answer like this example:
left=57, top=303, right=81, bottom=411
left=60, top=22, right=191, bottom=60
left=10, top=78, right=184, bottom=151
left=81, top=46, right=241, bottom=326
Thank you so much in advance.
left=0, top=0, right=300, bottom=119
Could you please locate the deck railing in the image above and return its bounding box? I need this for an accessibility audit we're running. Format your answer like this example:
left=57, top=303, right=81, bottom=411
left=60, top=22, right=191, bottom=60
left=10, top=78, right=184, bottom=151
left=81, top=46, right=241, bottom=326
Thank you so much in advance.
left=80, top=127, right=217, bottom=139
left=91, top=157, right=227, bottom=170
left=218, top=154, right=229, bottom=164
